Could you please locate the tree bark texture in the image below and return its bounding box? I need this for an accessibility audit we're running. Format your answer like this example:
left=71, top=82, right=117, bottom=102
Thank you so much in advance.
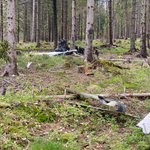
left=64, top=0, right=68, bottom=41
left=4, top=0, right=17, bottom=76
left=130, top=0, right=136, bottom=52
left=53, top=0, right=58, bottom=49
left=125, top=0, right=128, bottom=40
left=17, top=0, right=19, bottom=43
left=23, top=1, right=27, bottom=42
left=61, top=0, right=64, bottom=39
left=84, top=0, right=94, bottom=62
left=36, top=0, right=40, bottom=47
left=1, top=0, right=3, bottom=42
left=147, top=0, right=150, bottom=48
left=70, top=0, right=76, bottom=50
left=31, top=0, right=35, bottom=42
left=139, top=0, right=148, bottom=58
left=108, top=0, right=113, bottom=45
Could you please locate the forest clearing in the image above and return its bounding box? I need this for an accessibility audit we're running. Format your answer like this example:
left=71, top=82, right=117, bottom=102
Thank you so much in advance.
left=1, top=0, right=150, bottom=149
left=0, top=39, right=150, bottom=150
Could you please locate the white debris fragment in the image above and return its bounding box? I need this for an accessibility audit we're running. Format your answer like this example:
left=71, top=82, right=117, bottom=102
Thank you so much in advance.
left=137, top=113, right=150, bottom=134
left=30, top=50, right=77, bottom=57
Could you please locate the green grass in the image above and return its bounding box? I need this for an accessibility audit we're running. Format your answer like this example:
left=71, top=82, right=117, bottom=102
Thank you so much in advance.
left=1, top=38, right=150, bottom=150
left=30, top=138, right=78, bottom=150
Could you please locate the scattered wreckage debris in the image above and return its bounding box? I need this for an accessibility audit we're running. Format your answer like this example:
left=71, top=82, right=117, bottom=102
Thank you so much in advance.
left=30, top=39, right=85, bottom=56
left=57, top=87, right=126, bottom=113
left=54, top=39, right=84, bottom=55
left=30, top=50, right=78, bottom=57
left=137, top=113, right=150, bottom=134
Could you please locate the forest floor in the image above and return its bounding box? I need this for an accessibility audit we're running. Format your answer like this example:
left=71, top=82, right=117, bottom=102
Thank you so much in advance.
left=0, top=39, right=150, bottom=150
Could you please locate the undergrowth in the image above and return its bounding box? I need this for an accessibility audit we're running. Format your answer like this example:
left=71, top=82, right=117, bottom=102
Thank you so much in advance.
left=1, top=39, right=150, bottom=149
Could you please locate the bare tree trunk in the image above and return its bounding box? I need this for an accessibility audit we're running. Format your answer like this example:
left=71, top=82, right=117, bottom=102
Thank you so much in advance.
left=53, top=0, right=58, bottom=49
left=1, top=0, right=3, bottom=42
left=139, top=0, right=148, bottom=58
left=49, top=6, right=51, bottom=42
left=31, top=0, right=35, bottom=42
left=30, top=0, right=32, bottom=42
left=78, top=14, right=80, bottom=40
left=3, top=0, right=17, bottom=76
left=84, top=0, right=94, bottom=62
left=112, top=0, right=115, bottom=40
left=36, top=0, right=40, bottom=47
left=84, top=11, right=86, bottom=40
left=130, top=0, right=136, bottom=52
left=64, top=0, right=68, bottom=41
left=125, top=0, right=128, bottom=40
left=45, top=0, right=49, bottom=42
left=17, top=0, right=19, bottom=43
left=135, top=0, right=138, bottom=39
left=61, top=0, right=64, bottom=39
left=70, top=0, right=76, bottom=50
left=119, top=20, right=121, bottom=38
left=108, top=0, right=113, bottom=45
left=23, top=1, right=27, bottom=43
left=81, top=14, right=83, bottom=41
left=41, top=5, right=44, bottom=41
left=147, top=0, right=150, bottom=48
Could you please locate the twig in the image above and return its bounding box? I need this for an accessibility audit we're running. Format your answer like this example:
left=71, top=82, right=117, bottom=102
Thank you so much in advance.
left=0, top=77, right=15, bottom=85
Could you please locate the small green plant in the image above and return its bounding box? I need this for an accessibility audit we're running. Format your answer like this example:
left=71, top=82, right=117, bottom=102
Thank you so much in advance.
left=0, top=40, right=11, bottom=62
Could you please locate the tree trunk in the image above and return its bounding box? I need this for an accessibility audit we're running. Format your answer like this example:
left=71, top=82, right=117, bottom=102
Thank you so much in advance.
left=17, top=0, right=19, bottom=43
left=84, top=11, right=86, bottom=40
left=1, top=0, right=3, bottom=42
left=31, top=0, right=35, bottom=42
left=139, top=0, right=148, bottom=58
left=3, top=0, right=17, bottom=76
left=78, top=14, right=81, bottom=40
left=64, top=0, right=68, bottom=41
left=130, top=0, right=136, bottom=52
left=45, top=0, right=49, bottom=42
left=108, top=0, right=113, bottom=45
left=147, top=0, right=150, bottom=48
left=119, top=20, right=122, bottom=38
left=124, top=0, right=128, bottom=40
left=23, top=1, right=27, bottom=43
left=53, top=0, right=58, bottom=49
left=70, top=0, right=76, bottom=50
left=36, top=0, right=40, bottom=47
left=84, top=0, right=94, bottom=62
left=135, top=0, right=138, bottom=39
left=81, top=14, right=83, bottom=41
left=61, top=0, right=64, bottom=39
left=41, top=5, right=44, bottom=41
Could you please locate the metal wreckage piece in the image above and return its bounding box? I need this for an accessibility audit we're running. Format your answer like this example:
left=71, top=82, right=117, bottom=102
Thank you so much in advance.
left=64, top=88, right=126, bottom=113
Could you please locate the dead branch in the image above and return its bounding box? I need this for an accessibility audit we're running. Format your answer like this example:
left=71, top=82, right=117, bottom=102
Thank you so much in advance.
left=37, top=94, right=77, bottom=99
left=98, top=93, right=150, bottom=98
left=69, top=102, right=139, bottom=119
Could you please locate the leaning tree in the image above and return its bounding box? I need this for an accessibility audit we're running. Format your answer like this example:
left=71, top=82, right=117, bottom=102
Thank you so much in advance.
left=2, top=0, right=18, bottom=76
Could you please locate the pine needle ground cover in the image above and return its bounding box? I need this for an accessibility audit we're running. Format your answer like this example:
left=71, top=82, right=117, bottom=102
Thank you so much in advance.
left=0, top=39, right=150, bottom=150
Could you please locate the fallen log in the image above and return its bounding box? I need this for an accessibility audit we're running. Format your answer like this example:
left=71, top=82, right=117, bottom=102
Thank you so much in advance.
left=96, top=93, right=150, bottom=98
